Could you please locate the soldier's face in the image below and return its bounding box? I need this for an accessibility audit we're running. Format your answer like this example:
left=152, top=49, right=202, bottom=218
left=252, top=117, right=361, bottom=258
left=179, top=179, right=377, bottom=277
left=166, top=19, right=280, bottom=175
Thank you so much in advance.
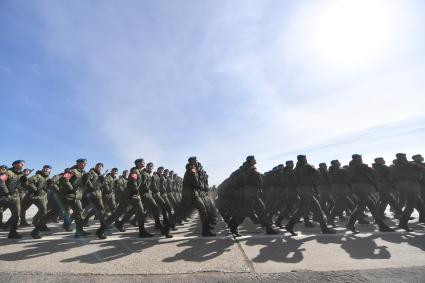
left=157, top=168, right=163, bottom=174
left=0, top=168, right=6, bottom=174
left=136, top=161, right=145, bottom=169
left=123, top=171, right=129, bottom=178
left=95, top=165, right=103, bottom=172
left=42, top=167, right=51, bottom=176
left=77, top=162, right=87, bottom=169
left=111, top=170, right=118, bottom=177
left=14, top=162, right=25, bottom=171
left=146, top=164, right=153, bottom=172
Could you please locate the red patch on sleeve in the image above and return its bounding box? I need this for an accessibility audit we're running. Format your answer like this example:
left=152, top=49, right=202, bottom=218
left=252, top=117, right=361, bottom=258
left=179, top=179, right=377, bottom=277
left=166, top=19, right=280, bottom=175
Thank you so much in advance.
left=0, top=175, right=8, bottom=181
left=129, top=173, right=139, bottom=180
left=63, top=172, right=74, bottom=180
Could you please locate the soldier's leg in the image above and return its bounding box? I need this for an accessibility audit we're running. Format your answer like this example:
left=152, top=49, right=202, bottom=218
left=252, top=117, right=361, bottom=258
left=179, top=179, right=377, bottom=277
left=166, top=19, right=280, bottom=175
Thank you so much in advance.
left=193, top=196, right=215, bottom=236
left=130, top=196, right=152, bottom=237
left=364, top=194, right=394, bottom=231
left=19, top=194, right=33, bottom=226
left=141, top=194, right=162, bottom=228
left=347, top=193, right=367, bottom=233
left=7, top=196, right=21, bottom=238
left=252, top=197, right=278, bottom=234
left=415, top=195, right=425, bottom=222
left=285, top=194, right=311, bottom=236
left=69, top=199, right=89, bottom=237
left=310, top=195, right=336, bottom=234
left=0, top=204, right=3, bottom=228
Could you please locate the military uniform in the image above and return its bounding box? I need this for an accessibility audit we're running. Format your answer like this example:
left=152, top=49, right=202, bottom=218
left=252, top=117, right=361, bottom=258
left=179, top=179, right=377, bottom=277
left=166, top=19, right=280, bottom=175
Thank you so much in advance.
left=372, top=159, right=403, bottom=219
left=97, top=162, right=153, bottom=239
left=102, top=172, right=117, bottom=214
left=0, top=167, right=25, bottom=238
left=20, top=170, right=50, bottom=228
left=391, top=154, right=425, bottom=231
left=173, top=158, right=215, bottom=236
left=82, top=167, right=107, bottom=227
left=285, top=156, right=335, bottom=236
left=346, top=155, right=394, bottom=234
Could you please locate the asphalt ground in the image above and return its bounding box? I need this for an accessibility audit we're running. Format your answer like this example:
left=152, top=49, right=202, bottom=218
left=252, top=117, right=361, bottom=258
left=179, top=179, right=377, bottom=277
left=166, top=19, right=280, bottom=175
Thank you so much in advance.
left=0, top=206, right=424, bottom=282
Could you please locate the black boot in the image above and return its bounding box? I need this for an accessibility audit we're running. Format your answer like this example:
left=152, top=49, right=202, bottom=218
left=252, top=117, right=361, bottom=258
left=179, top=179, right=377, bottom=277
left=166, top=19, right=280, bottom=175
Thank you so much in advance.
left=139, top=224, right=154, bottom=238
left=95, top=226, right=107, bottom=239
left=40, top=224, right=50, bottom=232
left=19, top=220, right=31, bottom=227
left=265, top=225, right=279, bottom=235
left=398, top=219, right=413, bottom=232
left=8, top=231, right=22, bottom=239
left=346, top=222, right=359, bottom=234
left=161, top=224, right=173, bottom=238
left=320, top=223, right=337, bottom=234
left=201, top=221, right=216, bottom=237
left=327, top=218, right=337, bottom=227
left=114, top=221, right=126, bottom=232
left=285, top=220, right=297, bottom=236
left=31, top=226, right=42, bottom=239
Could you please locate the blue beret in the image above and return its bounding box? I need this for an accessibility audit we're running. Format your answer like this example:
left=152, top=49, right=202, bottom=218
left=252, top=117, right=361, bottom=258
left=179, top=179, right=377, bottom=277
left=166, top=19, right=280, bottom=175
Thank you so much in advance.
left=76, top=158, right=87, bottom=163
left=246, top=155, right=255, bottom=162
left=12, top=160, right=25, bottom=166
left=43, top=165, right=52, bottom=169
left=297, top=155, right=306, bottom=161
left=95, top=163, right=104, bottom=167
left=0, top=165, right=8, bottom=170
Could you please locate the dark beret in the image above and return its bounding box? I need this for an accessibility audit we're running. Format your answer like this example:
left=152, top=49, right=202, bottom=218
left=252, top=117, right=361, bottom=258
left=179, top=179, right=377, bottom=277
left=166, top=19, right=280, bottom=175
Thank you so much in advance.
left=43, top=165, right=52, bottom=169
left=188, top=156, right=197, bottom=162
left=95, top=163, right=104, bottom=167
left=246, top=155, right=255, bottom=162
left=76, top=158, right=87, bottom=163
left=12, top=160, right=25, bottom=166
left=297, top=155, right=306, bottom=161
left=352, top=154, right=362, bottom=159
left=134, top=158, right=144, bottom=164
left=396, top=153, right=406, bottom=159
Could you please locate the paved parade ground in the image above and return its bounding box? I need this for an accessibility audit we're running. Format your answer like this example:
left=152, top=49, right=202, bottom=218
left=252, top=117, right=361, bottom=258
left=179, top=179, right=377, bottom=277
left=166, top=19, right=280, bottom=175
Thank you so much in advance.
left=0, top=206, right=424, bottom=282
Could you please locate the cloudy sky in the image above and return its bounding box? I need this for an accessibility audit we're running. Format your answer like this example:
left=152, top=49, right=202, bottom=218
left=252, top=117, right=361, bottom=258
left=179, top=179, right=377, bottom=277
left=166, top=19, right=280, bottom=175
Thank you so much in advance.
left=1, top=0, right=425, bottom=184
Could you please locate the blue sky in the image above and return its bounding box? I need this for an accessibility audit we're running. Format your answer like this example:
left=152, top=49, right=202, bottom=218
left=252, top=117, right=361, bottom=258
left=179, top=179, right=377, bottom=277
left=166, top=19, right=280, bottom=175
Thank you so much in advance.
left=1, top=0, right=425, bottom=184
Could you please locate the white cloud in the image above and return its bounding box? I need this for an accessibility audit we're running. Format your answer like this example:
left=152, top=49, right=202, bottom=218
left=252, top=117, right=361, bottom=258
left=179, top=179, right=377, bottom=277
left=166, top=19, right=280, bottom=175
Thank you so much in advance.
left=36, top=0, right=425, bottom=184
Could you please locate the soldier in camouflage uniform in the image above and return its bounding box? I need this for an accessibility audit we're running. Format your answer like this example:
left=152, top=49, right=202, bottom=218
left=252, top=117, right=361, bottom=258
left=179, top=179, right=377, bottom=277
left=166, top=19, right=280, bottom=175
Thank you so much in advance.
left=20, top=165, right=51, bottom=234
left=96, top=159, right=155, bottom=239
left=346, top=154, right=394, bottom=234
left=327, top=160, right=353, bottom=227
left=412, top=154, right=425, bottom=202
left=81, top=163, right=107, bottom=227
left=285, top=155, right=336, bottom=236
left=391, top=153, right=425, bottom=231
left=0, top=165, right=7, bottom=228
left=274, top=161, right=299, bottom=228
left=0, top=160, right=30, bottom=239
left=315, top=163, right=334, bottom=218
left=172, top=157, right=216, bottom=236
left=102, top=167, right=118, bottom=214
left=372, top=157, right=403, bottom=219
left=228, top=156, right=278, bottom=237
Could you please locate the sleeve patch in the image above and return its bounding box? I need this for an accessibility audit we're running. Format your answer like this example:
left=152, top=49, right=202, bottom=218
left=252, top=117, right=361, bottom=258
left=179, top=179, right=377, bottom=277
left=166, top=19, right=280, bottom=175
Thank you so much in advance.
left=63, top=172, right=74, bottom=180
left=129, top=173, right=139, bottom=180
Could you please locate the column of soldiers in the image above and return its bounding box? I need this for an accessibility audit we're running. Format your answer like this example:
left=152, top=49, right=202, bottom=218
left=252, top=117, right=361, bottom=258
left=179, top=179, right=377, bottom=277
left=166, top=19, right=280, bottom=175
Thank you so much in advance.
left=0, top=156, right=217, bottom=239
left=217, top=153, right=425, bottom=237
